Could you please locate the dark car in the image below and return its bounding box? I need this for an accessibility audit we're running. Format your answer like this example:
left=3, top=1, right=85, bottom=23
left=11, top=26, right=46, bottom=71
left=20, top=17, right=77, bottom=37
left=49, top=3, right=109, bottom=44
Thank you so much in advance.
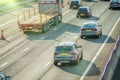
left=77, top=7, right=92, bottom=18
left=69, top=0, right=82, bottom=9
left=0, top=73, right=11, bottom=80
left=109, top=0, right=120, bottom=9
left=80, top=21, right=102, bottom=38
left=54, top=42, right=83, bottom=65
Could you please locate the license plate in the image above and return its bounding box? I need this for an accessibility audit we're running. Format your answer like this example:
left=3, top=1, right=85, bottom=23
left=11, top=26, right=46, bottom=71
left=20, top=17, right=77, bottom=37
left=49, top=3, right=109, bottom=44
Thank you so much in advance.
left=73, top=6, right=76, bottom=7
left=80, top=14, right=85, bottom=16
left=61, top=53, right=67, bottom=56
left=86, top=30, right=92, bottom=32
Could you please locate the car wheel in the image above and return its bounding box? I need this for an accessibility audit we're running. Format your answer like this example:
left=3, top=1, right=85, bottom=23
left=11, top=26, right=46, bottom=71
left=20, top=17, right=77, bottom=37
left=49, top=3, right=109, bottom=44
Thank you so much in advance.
left=80, top=35, right=83, bottom=38
left=80, top=53, right=83, bottom=60
left=54, top=62, right=57, bottom=65
left=96, top=34, right=100, bottom=38
left=77, top=15, right=79, bottom=18
left=75, top=58, right=79, bottom=65
left=100, top=32, right=102, bottom=36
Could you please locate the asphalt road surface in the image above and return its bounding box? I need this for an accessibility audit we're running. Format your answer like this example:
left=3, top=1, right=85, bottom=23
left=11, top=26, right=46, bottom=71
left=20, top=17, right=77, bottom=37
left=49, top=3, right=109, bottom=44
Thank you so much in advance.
left=0, top=0, right=120, bottom=80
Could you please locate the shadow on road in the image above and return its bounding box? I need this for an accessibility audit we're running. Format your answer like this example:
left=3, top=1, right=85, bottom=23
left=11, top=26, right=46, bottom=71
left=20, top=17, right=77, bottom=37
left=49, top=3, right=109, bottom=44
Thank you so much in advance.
left=24, top=22, right=80, bottom=41
left=80, top=16, right=100, bottom=21
left=55, top=59, right=100, bottom=76
left=82, top=35, right=116, bottom=43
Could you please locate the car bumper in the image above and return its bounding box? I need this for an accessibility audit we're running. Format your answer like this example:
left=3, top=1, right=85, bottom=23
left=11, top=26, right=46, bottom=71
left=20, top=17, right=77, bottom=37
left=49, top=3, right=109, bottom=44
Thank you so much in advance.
left=54, top=57, right=76, bottom=63
left=81, top=32, right=98, bottom=36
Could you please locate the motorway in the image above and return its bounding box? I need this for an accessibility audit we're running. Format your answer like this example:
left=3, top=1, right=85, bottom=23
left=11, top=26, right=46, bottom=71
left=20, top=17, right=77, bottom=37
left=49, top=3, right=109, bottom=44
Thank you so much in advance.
left=0, top=0, right=120, bottom=80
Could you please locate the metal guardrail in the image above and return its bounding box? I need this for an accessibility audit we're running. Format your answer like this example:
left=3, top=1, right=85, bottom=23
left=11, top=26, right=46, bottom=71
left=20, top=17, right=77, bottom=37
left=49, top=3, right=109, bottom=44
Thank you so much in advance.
left=100, top=36, right=120, bottom=80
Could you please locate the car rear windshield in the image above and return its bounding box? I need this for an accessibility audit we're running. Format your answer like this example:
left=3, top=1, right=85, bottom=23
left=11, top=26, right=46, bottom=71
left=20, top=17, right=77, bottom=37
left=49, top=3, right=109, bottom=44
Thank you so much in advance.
left=83, top=23, right=96, bottom=28
left=78, top=8, right=88, bottom=12
left=71, top=1, right=79, bottom=5
left=56, top=46, right=73, bottom=52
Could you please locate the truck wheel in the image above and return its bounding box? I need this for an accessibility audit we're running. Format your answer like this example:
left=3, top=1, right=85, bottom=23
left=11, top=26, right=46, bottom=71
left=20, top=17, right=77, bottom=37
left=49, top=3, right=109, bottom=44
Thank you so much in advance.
left=59, top=16, right=62, bottom=23
left=54, top=17, right=59, bottom=26
left=42, top=24, right=47, bottom=33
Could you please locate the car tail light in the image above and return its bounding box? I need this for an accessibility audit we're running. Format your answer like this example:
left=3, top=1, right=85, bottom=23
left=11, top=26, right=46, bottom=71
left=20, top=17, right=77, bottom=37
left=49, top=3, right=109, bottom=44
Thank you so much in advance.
left=81, top=28, right=85, bottom=31
left=54, top=52, right=58, bottom=55
left=92, top=28, right=97, bottom=31
left=70, top=52, right=77, bottom=55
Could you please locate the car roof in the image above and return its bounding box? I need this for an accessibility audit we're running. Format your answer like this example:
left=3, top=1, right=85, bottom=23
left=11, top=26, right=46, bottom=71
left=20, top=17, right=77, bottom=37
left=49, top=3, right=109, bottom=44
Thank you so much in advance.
left=57, top=42, right=75, bottom=46
left=82, top=21, right=97, bottom=27
left=78, top=6, right=89, bottom=9
left=83, top=21, right=97, bottom=25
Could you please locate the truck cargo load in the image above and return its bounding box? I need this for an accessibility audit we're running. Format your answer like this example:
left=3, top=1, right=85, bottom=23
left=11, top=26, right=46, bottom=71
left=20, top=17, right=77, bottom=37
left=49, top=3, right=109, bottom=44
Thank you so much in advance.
left=18, top=0, right=63, bottom=33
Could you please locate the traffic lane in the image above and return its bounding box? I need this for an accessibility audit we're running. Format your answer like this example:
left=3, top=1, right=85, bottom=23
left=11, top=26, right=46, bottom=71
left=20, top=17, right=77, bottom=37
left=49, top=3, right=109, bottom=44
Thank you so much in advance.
left=40, top=66, right=80, bottom=80
left=2, top=40, right=56, bottom=78
left=34, top=2, right=111, bottom=80
left=0, top=40, right=37, bottom=71
left=0, top=37, right=27, bottom=57
left=12, top=42, right=57, bottom=80
left=3, top=41, right=54, bottom=78
left=83, top=12, right=120, bottom=80
left=50, top=3, right=120, bottom=80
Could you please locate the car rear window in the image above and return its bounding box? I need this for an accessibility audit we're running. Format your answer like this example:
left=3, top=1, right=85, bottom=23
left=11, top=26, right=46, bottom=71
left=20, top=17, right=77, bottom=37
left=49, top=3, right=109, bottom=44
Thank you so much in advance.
left=83, top=23, right=96, bottom=28
left=78, top=8, right=87, bottom=12
left=56, top=46, right=73, bottom=52
left=71, top=1, right=79, bottom=5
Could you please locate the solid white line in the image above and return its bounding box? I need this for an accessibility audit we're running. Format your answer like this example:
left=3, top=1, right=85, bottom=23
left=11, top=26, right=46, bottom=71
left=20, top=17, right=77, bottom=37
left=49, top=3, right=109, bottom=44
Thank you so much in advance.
left=23, top=47, right=29, bottom=52
left=80, top=17, right=120, bottom=80
left=45, top=61, right=51, bottom=67
left=7, top=37, right=12, bottom=40
left=0, top=63, right=8, bottom=68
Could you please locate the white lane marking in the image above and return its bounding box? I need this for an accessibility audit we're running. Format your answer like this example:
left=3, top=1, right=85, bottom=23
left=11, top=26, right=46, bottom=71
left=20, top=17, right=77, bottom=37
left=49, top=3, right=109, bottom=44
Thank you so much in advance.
left=45, top=61, right=51, bottom=67
left=0, top=63, right=8, bottom=68
left=0, top=40, right=28, bottom=60
left=23, top=47, right=29, bottom=52
left=41, top=36, right=45, bottom=39
left=80, top=16, right=120, bottom=80
left=7, top=37, right=12, bottom=40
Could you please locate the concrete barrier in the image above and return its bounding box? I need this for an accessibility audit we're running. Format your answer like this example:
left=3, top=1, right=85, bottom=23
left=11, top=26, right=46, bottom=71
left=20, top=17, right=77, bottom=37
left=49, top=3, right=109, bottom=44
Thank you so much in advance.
left=100, top=36, right=120, bottom=80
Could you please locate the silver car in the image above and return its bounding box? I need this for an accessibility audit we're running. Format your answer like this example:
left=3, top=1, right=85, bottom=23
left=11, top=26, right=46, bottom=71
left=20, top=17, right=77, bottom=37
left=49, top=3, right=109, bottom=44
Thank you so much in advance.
left=0, top=73, right=11, bottom=80
left=80, top=21, right=102, bottom=38
left=54, top=42, right=83, bottom=65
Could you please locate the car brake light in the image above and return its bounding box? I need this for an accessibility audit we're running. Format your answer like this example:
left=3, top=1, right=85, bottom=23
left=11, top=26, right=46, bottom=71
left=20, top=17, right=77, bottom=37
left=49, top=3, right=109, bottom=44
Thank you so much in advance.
left=81, top=28, right=85, bottom=31
left=54, top=52, right=58, bottom=55
left=92, top=28, right=97, bottom=31
left=70, top=52, right=77, bottom=55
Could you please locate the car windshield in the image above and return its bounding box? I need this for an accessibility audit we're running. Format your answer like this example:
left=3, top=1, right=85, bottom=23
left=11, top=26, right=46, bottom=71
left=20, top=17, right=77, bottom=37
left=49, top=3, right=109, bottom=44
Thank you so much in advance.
left=83, top=23, right=96, bottom=28
left=78, top=8, right=87, bottom=12
left=71, top=1, right=79, bottom=5
left=56, top=46, right=73, bottom=52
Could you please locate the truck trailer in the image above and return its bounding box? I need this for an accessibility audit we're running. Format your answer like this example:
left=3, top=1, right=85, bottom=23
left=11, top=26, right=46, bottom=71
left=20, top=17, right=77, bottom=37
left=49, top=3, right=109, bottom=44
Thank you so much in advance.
left=18, top=0, right=63, bottom=33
